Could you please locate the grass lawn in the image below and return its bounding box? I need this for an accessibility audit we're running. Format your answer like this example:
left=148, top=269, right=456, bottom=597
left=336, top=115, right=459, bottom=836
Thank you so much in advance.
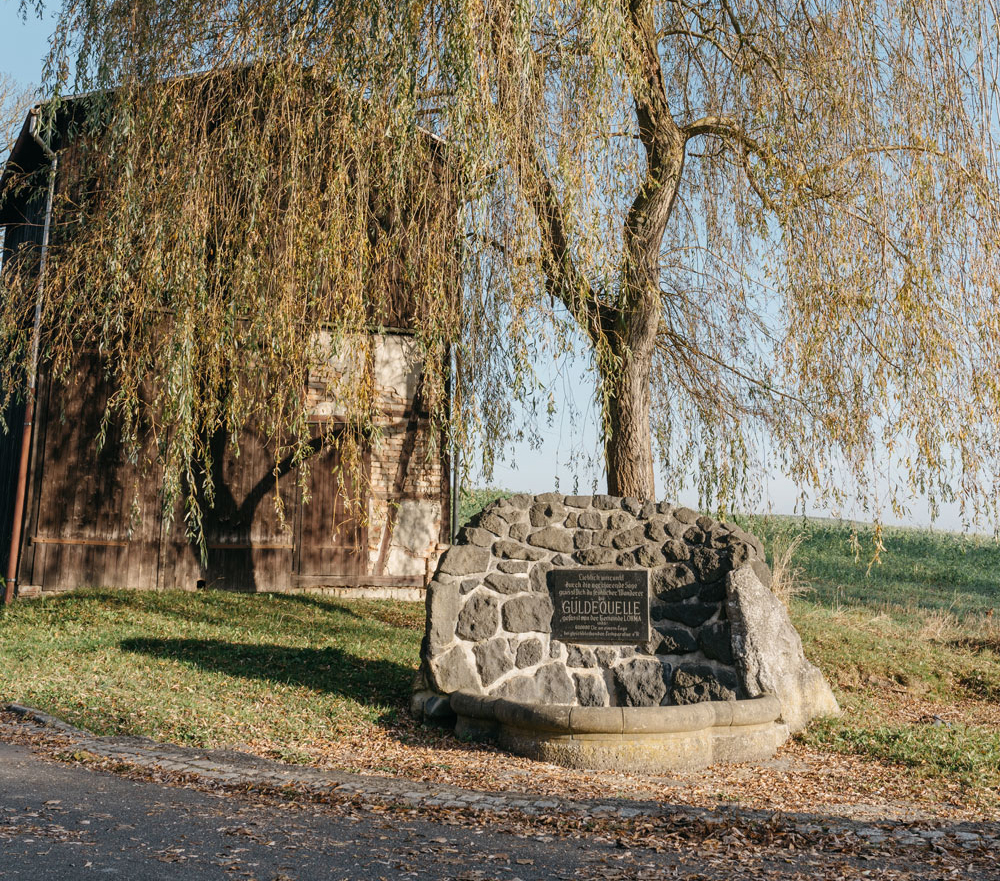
left=0, top=590, right=426, bottom=763
left=2, top=514, right=999, bottom=809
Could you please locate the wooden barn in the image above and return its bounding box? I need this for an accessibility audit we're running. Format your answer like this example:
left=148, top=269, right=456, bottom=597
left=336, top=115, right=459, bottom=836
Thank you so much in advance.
left=0, top=101, right=454, bottom=600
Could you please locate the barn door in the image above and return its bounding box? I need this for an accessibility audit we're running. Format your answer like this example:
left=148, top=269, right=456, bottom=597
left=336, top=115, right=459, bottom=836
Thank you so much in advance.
left=295, top=430, right=368, bottom=583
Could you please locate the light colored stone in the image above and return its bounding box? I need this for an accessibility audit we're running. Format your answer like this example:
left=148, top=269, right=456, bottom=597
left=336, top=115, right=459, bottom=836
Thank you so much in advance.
left=726, top=565, right=840, bottom=732
left=438, top=545, right=491, bottom=576
left=392, top=500, right=442, bottom=553
left=385, top=546, right=427, bottom=577
left=426, top=645, right=478, bottom=693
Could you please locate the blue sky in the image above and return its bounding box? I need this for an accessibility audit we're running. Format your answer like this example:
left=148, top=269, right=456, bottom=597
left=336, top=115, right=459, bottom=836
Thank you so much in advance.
left=0, top=3, right=980, bottom=532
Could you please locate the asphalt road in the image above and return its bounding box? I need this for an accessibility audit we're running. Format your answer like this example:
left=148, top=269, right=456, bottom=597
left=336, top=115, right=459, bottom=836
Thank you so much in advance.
left=0, top=740, right=663, bottom=881
left=3, top=738, right=998, bottom=880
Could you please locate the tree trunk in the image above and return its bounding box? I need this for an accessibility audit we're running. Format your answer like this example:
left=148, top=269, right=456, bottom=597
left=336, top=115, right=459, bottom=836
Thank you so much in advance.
left=602, top=339, right=656, bottom=500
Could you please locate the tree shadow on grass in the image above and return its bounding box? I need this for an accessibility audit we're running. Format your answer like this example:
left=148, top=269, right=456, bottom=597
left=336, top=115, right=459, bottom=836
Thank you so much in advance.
left=120, top=637, right=415, bottom=716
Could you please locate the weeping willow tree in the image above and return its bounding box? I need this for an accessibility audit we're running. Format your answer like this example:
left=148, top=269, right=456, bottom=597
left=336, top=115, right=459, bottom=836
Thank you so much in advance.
left=4, top=0, right=1000, bottom=535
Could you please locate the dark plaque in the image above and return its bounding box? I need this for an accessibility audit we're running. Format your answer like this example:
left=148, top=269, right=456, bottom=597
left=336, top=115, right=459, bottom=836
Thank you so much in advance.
left=548, top=569, right=649, bottom=644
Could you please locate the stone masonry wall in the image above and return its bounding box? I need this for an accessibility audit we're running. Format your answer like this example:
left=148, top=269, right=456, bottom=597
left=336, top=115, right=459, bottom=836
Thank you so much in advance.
left=420, top=493, right=774, bottom=708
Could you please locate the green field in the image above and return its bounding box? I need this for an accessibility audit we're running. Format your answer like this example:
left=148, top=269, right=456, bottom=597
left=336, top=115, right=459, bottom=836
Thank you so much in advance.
left=740, top=514, right=1000, bottom=618
left=1, top=510, right=999, bottom=803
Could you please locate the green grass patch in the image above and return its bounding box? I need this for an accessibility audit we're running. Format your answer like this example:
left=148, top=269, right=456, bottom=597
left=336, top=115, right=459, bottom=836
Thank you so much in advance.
left=739, top=514, right=1000, bottom=618
left=459, top=486, right=512, bottom=527
left=804, top=717, right=1000, bottom=792
left=3, top=513, right=1000, bottom=804
left=0, top=588, right=424, bottom=751
left=739, top=517, right=1000, bottom=802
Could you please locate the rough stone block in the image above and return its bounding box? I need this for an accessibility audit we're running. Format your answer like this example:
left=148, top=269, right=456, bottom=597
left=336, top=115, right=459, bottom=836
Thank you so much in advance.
left=608, top=511, right=632, bottom=530
left=485, top=572, right=530, bottom=595
left=674, top=507, right=699, bottom=524
left=529, top=501, right=567, bottom=527
left=474, top=638, right=514, bottom=686
left=564, top=512, right=579, bottom=529
left=460, top=526, right=495, bottom=548
left=615, top=550, right=638, bottom=568
left=496, top=506, right=528, bottom=526
left=639, top=501, right=657, bottom=519
left=726, top=565, right=839, bottom=732
left=672, top=664, right=736, bottom=704
left=699, top=622, right=734, bottom=664
left=636, top=545, right=665, bottom=568
left=593, top=495, right=620, bottom=510
left=573, top=530, right=592, bottom=549
left=552, top=554, right=575, bottom=567
left=536, top=491, right=565, bottom=504
left=493, top=540, right=548, bottom=561
left=427, top=580, right=460, bottom=651
left=575, top=547, right=617, bottom=566
left=653, top=623, right=699, bottom=654
left=578, top=511, right=605, bottom=529
left=427, top=645, right=479, bottom=693
left=652, top=563, right=696, bottom=594
left=683, top=526, right=706, bottom=545
left=592, top=529, right=616, bottom=548
left=564, top=495, right=592, bottom=509
left=509, top=522, right=530, bottom=542
left=691, top=547, right=725, bottom=582
left=460, top=578, right=480, bottom=595
left=497, top=560, right=530, bottom=574
left=494, top=674, right=539, bottom=702
left=612, top=526, right=647, bottom=549
left=574, top=672, right=609, bottom=707
left=515, top=638, right=543, bottom=668
left=536, top=663, right=576, bottom=703
left=615, top=658, right=669, bottom=707
left=621, top=497, right=643, bottom=515
left=502, top=594, right=553, bottom=633
left=528, top=526, right=574, bottom=553
left=657, top=600, right=719, bottom=628
left=438, top=545, right=491, bottom=576
left=662, top=539, right=691, bottom=562
left=666, top=519, right=689, bottom=540
left=750, top=559, right=773, bottom=588
left=727, top=543, right=751, bottom=568
left=566, top=645, right=597, bottom=668
left=456, top=592, right=500, bottom=641
left=478, top=512, right=509, bottom=535
left=594, top=646, right=619, bottom=667
left=508, top=493, right=532, bottom=509
left=529, top=560, right=553, bottom=592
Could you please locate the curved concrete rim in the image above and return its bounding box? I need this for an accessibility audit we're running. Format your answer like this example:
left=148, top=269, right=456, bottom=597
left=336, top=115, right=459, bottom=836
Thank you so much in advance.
left=449, top=691, right=782, bottom=734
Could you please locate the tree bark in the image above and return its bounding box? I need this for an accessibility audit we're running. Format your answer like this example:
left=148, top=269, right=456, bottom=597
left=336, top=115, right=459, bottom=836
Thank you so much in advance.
left=602, top=333, right=656, bottom=499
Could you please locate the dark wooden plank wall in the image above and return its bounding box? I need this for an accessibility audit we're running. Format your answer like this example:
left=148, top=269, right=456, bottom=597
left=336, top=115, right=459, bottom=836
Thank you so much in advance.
left=295, top=427, right=369, bottom=586
left=0, top=187, right=48, bottom=578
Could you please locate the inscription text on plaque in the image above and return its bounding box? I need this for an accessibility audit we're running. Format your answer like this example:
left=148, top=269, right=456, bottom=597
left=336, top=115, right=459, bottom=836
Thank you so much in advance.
left=548, top=569, right=649, bottom=644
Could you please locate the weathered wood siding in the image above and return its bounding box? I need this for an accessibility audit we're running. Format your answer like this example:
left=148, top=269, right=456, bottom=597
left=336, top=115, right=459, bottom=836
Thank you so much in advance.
left=2, top=334, right=447, bottom=596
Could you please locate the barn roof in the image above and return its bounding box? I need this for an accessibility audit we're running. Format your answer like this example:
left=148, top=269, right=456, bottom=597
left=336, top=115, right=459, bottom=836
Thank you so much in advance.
left=0, top=108, right=51, bottom=227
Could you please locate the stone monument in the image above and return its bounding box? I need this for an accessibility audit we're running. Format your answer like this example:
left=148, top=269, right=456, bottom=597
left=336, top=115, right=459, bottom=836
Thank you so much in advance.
left=412, top=493, right=839, bottom=772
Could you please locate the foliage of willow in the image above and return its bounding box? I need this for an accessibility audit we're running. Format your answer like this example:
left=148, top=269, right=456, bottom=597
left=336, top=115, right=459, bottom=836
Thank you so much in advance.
left=3, top=0, right=1000, bottom=536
